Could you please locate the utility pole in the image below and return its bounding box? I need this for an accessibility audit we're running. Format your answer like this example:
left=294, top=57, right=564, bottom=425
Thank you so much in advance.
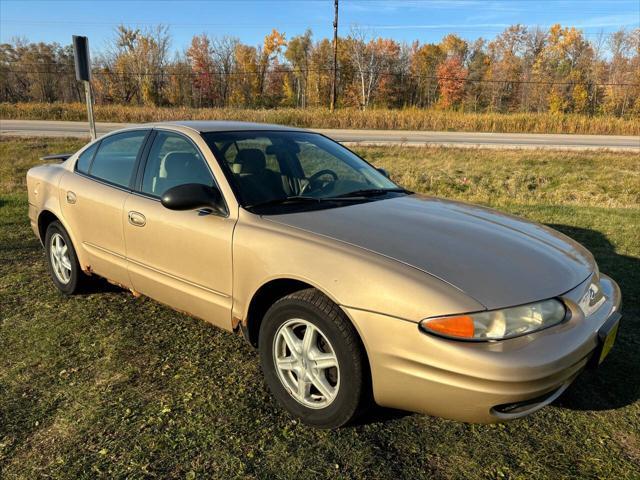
left=330, top=0, right=339, bottom=112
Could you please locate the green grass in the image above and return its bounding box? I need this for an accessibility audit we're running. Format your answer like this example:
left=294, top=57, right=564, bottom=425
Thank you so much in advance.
left=1, top=137, right=639, bottom=479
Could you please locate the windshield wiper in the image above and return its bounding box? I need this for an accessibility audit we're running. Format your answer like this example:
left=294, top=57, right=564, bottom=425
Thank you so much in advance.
left=247, top=196, right=322, bottom=209
left=248, top=193, right=375, bottom=210
left=248, top=188, right=411, bottom=210
left=333, top=187, right=411, bottom=198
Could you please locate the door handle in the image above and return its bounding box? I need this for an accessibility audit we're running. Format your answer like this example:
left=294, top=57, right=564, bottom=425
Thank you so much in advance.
left=66, top=191, right=77, bottom=204
left=128, top=211, right=146, bottom=227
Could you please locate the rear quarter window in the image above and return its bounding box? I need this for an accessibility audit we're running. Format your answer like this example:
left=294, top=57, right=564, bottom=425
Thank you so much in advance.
left=75, top=142, right=99, bottom=173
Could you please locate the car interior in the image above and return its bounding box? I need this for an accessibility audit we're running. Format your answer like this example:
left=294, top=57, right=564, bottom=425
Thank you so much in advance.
left=144, top=150, right=213, bottom=197
left=89, top=154, right=139, bottom=187
left=209, top=134, right=377, bottom=206
left=221, top=139, right=309, bottom=202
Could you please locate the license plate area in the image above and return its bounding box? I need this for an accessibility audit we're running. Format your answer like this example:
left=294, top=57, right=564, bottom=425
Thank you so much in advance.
left=589, top=312, right=621, bottom=368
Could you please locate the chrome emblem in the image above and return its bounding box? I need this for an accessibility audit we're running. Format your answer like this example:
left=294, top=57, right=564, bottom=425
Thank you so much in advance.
left=578, top=282, right=605, bottom=317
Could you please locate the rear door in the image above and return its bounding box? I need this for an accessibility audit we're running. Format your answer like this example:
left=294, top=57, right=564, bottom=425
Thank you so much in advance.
left=123, top=129, right=236, bottom=329
left=59, top=129, right=151, bottom=287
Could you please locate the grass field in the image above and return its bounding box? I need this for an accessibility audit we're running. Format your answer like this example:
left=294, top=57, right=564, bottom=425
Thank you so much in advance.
left=1, top=137, right=639, bottom=479
left=2, top=102, right=640, bottom=136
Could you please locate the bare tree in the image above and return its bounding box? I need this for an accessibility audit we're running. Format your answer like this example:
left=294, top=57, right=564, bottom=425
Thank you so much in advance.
left=97, top=25, right=171, bottom=105
left=212, top=36, right=239, bottom=107
left=348, top=27, right=397, bottom=110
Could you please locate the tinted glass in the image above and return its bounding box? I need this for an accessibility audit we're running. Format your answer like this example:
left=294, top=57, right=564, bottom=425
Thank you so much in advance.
left=297, top=141, right=367, bottom=183
left=75, top=142, right=98, bottom=173
left=205, top=131, right=398, bottom=207
left=89, top=131, right=148, bottom=187
left=141, top=131, right=213, bottom=197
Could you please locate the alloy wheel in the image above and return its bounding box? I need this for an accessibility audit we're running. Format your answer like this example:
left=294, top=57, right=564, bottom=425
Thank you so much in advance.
left=273, top=318, right=340, bottom=409
left=50, top=232, right=72, bottom=284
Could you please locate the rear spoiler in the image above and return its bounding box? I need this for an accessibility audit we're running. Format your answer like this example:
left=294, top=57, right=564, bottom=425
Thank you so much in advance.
left=40, top=153, right=73, bottom=162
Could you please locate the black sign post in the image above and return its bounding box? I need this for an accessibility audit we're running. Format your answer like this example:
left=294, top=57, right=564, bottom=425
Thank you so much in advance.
left=72, top=35, right=96, bottom=140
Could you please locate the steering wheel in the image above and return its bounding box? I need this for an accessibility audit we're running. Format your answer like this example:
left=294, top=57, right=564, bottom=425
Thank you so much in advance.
left=300, top=169, right=339, bottom=194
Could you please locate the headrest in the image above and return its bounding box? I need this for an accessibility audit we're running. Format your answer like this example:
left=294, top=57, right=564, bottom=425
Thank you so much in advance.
left=265, top=141, right=300, bottom=155
left=164, top=151, right=196, bottom=174
left=234, top=149, right=266, bottom=174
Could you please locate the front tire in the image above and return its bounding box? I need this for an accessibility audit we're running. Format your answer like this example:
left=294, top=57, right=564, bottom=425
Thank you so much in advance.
left=45, top=221, right=86, bottom=295
left=259, top=288, right=368, bottom=428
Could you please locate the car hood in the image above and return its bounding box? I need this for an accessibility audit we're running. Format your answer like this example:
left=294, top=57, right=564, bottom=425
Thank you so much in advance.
left=266, top=195, right=595, bottom=310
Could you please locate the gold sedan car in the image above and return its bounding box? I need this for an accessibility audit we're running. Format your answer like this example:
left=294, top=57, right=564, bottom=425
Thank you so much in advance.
left=27, top=122, right=622, bottom=428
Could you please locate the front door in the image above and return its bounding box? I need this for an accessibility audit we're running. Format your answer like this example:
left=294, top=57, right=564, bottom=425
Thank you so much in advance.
left=123, top=130, right=235, bottom=329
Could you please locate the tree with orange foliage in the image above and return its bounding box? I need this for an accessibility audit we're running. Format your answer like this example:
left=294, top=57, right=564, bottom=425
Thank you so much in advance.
left=186, top=34, right=216, bottom=107
left=410, top=42, right=445, bottom=107
left=436, top=56, right=468, bottom=108
left=3, top=22, right=637, bottom=116
left=532, top=24, right=594, bottom=113
left=485, top=25, right=527, bottom=112
left=231, top=43, right=259, bottom=106
left=257, top=29, right=286, bottom=100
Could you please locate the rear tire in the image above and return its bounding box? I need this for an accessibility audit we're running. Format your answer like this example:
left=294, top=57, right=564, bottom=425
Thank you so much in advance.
left=259, top=288, right=368, bottom=428
left=44, top=221, right=86, bottom=295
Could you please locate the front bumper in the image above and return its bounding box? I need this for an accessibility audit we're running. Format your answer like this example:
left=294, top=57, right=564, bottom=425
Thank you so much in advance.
left=345, top=273, right=621, bottom=423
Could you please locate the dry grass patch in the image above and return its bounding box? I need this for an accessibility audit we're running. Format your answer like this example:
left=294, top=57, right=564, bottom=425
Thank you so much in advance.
left=355, top=146, right=640, bottom=209
left=2, top=102, right=639, bottom=135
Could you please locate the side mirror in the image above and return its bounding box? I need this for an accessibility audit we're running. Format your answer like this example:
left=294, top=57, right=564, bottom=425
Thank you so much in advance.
left=376, top=167, right=390, bottom=178
left=161, top=183, right=225, bottom=214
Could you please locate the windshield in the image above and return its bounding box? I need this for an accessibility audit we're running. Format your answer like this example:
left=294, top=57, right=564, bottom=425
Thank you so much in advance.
left=203, top=131, right=403, bottom=211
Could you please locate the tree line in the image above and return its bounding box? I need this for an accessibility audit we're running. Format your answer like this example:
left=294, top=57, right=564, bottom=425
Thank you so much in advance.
left=1, top=24, right=638, bottom=116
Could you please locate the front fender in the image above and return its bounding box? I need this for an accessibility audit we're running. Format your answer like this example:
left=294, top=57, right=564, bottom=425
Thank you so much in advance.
left=232, top=210, right=483, bottom=325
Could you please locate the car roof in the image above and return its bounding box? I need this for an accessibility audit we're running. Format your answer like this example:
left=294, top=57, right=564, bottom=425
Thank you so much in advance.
left=150, top=120, right=309, bottom=134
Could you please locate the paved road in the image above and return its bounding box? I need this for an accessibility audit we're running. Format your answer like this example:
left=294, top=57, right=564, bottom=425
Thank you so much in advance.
left=1, top=119, right=638, bottom=151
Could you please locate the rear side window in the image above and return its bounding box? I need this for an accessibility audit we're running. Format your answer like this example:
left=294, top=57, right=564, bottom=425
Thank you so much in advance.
left=89, top=131, right=148, bottom=188
left=75, top=142, right=99, bottom=173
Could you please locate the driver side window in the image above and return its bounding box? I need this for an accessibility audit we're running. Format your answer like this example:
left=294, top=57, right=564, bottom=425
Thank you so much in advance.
left=141, top=131, right=214, bottom=197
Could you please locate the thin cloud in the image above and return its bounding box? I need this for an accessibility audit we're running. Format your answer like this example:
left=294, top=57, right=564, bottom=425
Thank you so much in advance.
left=354, top=22, right=512, bottom=30
left=571, top=14, right=640, bottom=28
left=344, top=0, right=487, bottom=14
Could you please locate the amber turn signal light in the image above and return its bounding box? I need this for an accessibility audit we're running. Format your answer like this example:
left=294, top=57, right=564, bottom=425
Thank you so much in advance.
left=423, top=315, right=475, bottom=338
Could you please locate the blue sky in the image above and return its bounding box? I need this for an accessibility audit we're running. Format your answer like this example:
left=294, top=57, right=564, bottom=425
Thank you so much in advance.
left=1, top=0, right=638, bottom=53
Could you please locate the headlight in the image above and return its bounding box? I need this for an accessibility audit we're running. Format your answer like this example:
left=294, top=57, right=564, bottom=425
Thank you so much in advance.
left=419, top=299, right=567, bottom=341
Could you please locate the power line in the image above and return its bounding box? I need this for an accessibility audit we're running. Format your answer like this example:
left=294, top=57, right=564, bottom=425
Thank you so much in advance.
left=3, top=67, right=638, bottom=87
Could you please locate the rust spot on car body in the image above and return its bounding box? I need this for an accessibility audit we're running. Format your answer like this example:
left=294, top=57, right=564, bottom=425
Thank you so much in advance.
left=106, top=279, right=128, bottom=290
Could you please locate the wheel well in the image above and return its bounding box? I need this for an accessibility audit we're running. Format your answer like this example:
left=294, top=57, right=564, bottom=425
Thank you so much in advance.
left=244, top=279, right=313, bottom=347
left=37, top=210, right=58, bottom=243
left=245, top=280, right=375, bottom=408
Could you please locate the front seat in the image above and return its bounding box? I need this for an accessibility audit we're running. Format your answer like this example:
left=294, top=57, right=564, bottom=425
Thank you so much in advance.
left=156, top=151, right=211, bottom=196
left=232, top=149, right=286, bottom=205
